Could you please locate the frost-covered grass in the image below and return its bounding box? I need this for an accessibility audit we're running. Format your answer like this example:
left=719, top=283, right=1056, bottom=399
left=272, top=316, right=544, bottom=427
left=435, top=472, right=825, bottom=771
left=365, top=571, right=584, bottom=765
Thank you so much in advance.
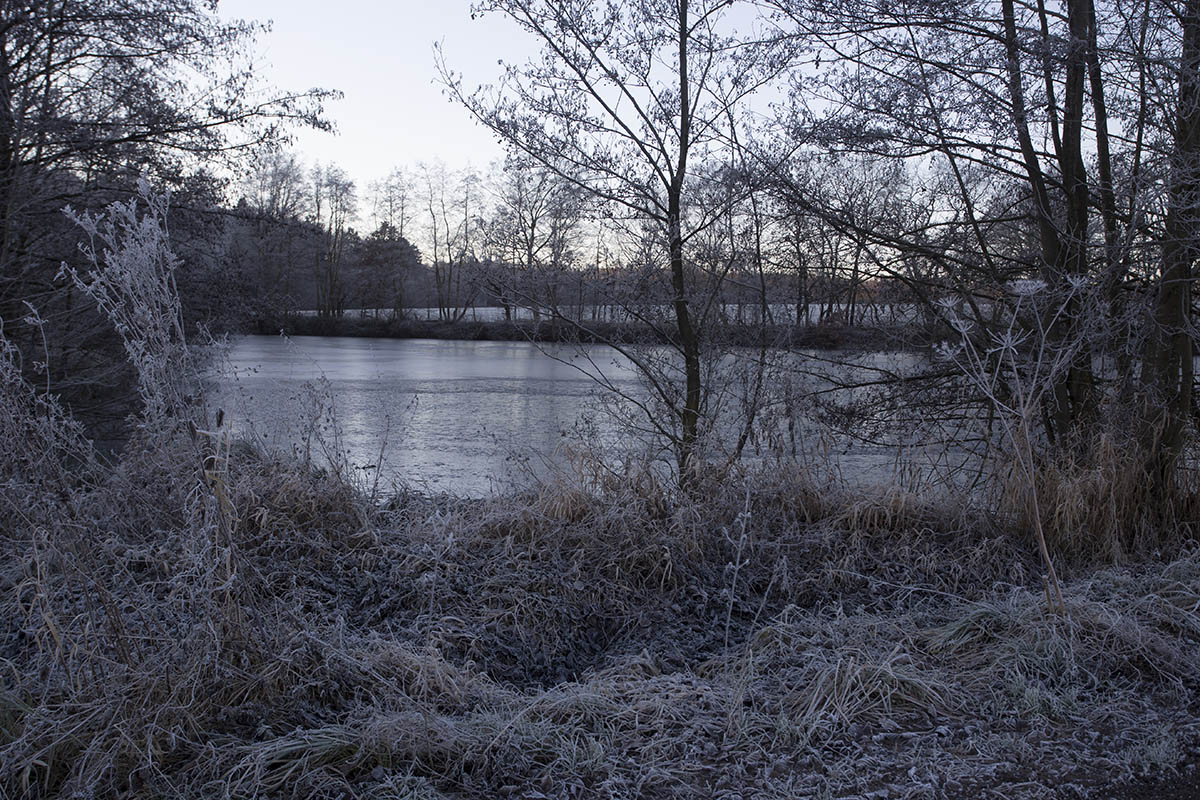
left=2, top=441, right=1198, bottom=799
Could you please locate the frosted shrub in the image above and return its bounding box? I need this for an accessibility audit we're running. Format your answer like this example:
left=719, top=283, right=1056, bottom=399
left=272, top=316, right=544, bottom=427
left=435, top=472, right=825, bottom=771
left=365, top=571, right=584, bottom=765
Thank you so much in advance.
left=0, top=328, right=93, bottom=521
left=60, top=178, right=199, bottom=427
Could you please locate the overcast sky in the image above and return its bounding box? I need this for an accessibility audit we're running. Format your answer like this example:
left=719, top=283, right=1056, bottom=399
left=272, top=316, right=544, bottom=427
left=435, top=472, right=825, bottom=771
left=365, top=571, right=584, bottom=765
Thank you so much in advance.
left=219, top=0, right=534, bottom=188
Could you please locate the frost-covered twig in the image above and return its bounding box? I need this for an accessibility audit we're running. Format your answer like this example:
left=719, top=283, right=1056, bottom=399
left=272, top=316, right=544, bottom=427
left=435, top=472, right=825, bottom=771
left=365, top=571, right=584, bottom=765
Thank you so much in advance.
left=937, top=279, right=1096, bottom=614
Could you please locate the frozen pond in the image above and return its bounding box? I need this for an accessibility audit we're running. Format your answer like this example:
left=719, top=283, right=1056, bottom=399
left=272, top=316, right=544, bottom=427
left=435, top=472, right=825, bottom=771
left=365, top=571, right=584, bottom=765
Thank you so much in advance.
left=216, top=335, right=947, bottom=496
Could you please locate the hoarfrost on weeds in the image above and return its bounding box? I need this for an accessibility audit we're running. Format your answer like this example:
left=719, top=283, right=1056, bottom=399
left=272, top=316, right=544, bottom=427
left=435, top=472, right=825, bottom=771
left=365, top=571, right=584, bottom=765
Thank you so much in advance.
left=1008, top=278, right=1047, bottom=297
left=933, top=341, right=963, bottom=361
left=58, top=179, right=199, bottom=427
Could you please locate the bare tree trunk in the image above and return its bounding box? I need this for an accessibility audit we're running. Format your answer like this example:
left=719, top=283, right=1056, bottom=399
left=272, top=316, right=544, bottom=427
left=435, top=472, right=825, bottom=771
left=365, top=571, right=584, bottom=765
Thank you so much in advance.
left=1142, top=0, right=1200, bottom=481
left=673, top=0, right=702, bottom=482
left=1056, top=0, right=1096, bottom=436
left=1002, top=0, right=1094, bottom=443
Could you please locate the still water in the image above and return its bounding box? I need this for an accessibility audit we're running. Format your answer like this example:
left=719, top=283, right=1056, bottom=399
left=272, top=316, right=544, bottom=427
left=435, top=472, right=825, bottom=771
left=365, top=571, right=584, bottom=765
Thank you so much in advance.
left=217, top=336, right=944, bottom=496
left=218, top=336, right=649, bottom=496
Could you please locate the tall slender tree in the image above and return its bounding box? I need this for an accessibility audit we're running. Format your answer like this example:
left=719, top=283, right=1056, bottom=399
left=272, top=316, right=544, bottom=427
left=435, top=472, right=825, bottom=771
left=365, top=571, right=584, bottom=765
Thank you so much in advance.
left=443, top=0, right=790, bottom=478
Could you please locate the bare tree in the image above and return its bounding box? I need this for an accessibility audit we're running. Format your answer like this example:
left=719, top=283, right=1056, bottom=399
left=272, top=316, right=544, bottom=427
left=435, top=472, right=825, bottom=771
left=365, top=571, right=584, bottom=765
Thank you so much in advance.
left=483, top=157, right=587, bottom=320
left=418, top=161, right=481, bottom=321
left=368, top=167, right=415, bottom=241
left=1140, top=0, right=1200, bottom=478
left=443, top=0, right=790, bottom=479
left=310, top=164, right=357, bottom=318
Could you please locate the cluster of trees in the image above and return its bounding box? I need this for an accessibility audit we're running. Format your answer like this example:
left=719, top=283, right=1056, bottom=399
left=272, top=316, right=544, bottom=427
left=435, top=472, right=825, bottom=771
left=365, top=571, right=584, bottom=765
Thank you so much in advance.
left=229, top=149, right=923, bottom=330
left=433, top=0, right=1200, bottom=499
left=226, top=154, right=420, bottom=321
left=0, top=0, right=332, bottom=436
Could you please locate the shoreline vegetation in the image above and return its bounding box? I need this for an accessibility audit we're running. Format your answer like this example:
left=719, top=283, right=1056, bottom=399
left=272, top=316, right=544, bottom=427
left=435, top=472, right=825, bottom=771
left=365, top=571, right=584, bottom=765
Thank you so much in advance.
left=260, top=311, right=927, bottom=350
left=6, top=425, right=1199, bottom=799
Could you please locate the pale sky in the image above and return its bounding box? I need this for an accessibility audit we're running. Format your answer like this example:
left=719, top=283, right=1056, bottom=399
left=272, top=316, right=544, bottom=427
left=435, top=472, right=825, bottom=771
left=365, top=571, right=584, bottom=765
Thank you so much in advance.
left=218, top=0, right=534, bottom=188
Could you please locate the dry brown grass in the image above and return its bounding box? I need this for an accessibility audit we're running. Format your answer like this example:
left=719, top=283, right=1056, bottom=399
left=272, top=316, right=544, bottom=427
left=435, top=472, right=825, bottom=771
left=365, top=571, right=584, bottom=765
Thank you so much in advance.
left=998, top=433, right=1200, bottom=564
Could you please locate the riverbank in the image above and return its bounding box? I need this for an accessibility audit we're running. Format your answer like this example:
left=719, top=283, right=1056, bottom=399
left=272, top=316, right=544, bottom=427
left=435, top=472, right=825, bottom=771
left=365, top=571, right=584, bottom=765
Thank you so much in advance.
left=5, top=424, right=1199, bottom=799
left=258, top=312, right=926, bottom=350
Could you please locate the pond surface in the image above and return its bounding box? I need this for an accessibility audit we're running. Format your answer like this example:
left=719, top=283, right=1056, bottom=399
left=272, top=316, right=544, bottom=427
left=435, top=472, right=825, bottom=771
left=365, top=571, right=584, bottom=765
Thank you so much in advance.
left=217, top=335, right=947, bottom=496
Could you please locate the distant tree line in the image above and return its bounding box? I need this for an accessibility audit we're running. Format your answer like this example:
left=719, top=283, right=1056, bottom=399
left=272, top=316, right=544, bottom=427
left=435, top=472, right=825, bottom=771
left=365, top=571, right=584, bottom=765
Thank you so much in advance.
left=224, top=152, right=925, bottom=333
